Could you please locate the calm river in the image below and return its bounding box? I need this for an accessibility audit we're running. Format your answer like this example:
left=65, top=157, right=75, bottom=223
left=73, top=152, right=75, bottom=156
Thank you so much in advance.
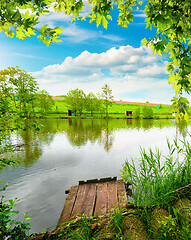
left=0, top=118, right=190, bottom=234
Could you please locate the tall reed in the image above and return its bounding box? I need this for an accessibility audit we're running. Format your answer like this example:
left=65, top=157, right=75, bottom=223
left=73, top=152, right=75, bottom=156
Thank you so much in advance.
left=121, top=137, right=191, bottom=206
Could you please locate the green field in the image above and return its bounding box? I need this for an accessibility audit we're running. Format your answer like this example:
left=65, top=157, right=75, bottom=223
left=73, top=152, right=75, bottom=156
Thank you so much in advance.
left=47, top=100, right=175, bottom=119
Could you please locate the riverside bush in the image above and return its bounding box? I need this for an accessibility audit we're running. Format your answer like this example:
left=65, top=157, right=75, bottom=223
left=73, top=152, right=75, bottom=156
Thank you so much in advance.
left=142, top=106, right=154, bottom=119
left=133, top=107, right=141, bottom=119
left=0, top=182, right=31, bottom=239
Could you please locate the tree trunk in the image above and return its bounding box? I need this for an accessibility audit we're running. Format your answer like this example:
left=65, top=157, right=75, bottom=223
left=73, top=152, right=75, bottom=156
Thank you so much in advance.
left=106, top=104, right=108, bottom=118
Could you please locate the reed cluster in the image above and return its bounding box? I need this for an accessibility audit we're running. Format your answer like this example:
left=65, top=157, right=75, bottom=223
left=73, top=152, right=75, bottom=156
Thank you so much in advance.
left=121, top=136, right=191, bottom=206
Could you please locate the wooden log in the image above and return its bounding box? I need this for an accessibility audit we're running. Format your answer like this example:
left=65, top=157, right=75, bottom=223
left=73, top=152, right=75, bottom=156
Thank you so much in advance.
left=169, top=183, right=191, bottom=197
left=150, top=208, right=177, bottom=239
left=57, top=185, right=79, bottom=228
left=117, top=179, right=127, bottom=208
left=174, top=198, right=191, bottom=225
left=122, top=209, right=148, bottom=240
left=108, top=180, right=118, bottom=212
left=94, top=182, right=108, bottom=216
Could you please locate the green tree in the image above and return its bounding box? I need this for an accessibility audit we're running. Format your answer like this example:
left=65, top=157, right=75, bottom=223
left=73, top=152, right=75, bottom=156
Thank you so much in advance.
left=0, top=0, right=64, bottom=46
left=13, top=70, right=38, bottom=118
left=142, top=0, right=191, bottom=120
left=0, top=67, right=55, bottom=119
left=0, top=68, right=16, bottom=116
left=85, top=92, right=102, bottom=117
left=36, top=89, right=55, bottom=115
left=171, top=96, right=190, bottom=122
left=100, top=84, right=114, bottom=118
left=1, top=67, right=39, bottom=118
left=66, top=88, right=86, bottom=116
left=0, top=84, right=11, bottom=115
left=142, top=106, right=154, bottom=119
left=134, top=107, right=141, bottom=119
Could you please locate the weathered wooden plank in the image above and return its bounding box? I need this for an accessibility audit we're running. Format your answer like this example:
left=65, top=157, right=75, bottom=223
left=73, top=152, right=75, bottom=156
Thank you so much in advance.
left=117, top=179, right=127, bottom=208
left=81, top=183, right=97, bottom=216
left=94, top=182, right=108, bottom=216
left=57, top=178, right=128, bottom=227
left=79, top=179, right=98, bottom=185
left=108, top=180, right=118, bottom=212
left=71, top=184, right=92, bottom=217
left=100, top=176, right=117, bottom=182
left=79, top=176, right=117, bottom=185
left=57, top=185, right=79, bottom=228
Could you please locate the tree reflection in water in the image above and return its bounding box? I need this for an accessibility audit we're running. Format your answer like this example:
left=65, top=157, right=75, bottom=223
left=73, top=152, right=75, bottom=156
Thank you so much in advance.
left=4, top=118, right=190, bottom=168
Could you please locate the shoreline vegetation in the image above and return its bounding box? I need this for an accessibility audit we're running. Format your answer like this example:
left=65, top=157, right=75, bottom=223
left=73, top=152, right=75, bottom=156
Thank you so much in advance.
left=0, top=74, right=190, bottom=120
left=45, top=97, right=183, bottom=120
left=28, top=138, right=191, bottom=239
left=1, top=0, right=191, bottom=237
left=1, top=112, right=191, bottom=239
left=1, top=84, right=191, bottom=238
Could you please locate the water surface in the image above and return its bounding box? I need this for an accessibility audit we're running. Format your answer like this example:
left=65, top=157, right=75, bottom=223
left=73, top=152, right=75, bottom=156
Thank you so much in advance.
left=0, top=118, right=190, bottom=233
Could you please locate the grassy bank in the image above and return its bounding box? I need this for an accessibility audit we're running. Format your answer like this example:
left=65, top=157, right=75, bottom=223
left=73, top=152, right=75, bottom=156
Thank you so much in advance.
left=30, top=196, right=191, bottom=239
left=46, top=100, right=175, bottom=119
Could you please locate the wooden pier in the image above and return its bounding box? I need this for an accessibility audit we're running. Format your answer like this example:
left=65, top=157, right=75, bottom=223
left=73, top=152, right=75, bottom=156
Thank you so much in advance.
left=57, top=177, right=127, bottom=228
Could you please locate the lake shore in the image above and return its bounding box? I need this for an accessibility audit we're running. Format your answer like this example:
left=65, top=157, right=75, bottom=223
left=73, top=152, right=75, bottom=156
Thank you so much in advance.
left=45, top=98, right=176, bottom=119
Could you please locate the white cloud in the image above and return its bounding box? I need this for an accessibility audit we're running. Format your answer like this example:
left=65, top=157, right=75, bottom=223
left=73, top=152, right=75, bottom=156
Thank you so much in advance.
left=35, top=1, right=123, bottom=44
left=37, top=18, right=124, bottom=43
left=38, top=0, right=92, bottom=23
left=137, top=64, right=167, bottom=77
left=40, top=45, right=150, bottom=73
left=60, top=24, right=124, bottom=43
left=35, top=0, right=148, bottom=42
left=32, top=44, right=177, bottom=104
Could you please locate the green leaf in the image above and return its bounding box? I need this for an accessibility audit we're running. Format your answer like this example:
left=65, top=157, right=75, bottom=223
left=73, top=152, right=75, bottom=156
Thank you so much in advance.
left=167, top=63, right=174, bottom=73
left=106, top=15, right=112, bottom=20
left=184, top=111, right=189, bottom=122
left=39, top=24, right=48, bottom=34
left=16, top=28, right=25, bottom=40
left=102, top=17, right=108, bottom=29
left=141, top=38, right=148, bottom=46
left=96, top=15, right=102, bottom=27
left=168, top=73, right=175, bottom=85
left=12, top=210, right=19, bottom=214
left=53, top=27, right=64, bottom=34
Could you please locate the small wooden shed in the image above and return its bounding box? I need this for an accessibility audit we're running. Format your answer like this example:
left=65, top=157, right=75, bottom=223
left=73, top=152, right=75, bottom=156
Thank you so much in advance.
left=125, top=111, right=133, bottom=116
left=68, top=110, right=72, bottom=116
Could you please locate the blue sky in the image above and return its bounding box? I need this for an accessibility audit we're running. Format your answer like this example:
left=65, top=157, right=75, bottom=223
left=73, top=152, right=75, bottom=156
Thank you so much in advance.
left=0, top=1, right=186, bottom=104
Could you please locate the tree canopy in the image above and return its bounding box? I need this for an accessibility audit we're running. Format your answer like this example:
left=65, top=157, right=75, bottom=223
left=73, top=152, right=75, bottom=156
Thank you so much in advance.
left=85, top=92, right=102, bottom=117
left=1, top=0, right=191, bottom=118
left=0, top=67, right=54, bottom=119
left=65, top=88, right=86, bottom=116
left=100, top=83, right=114, bottom=117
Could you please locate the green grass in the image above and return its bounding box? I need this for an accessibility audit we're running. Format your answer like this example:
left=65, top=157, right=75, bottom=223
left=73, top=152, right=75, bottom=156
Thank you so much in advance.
left=49, top=100, right=175, bottom=119
left=53, top=100, right=68, bottom=113
left=33, top=201, right=191, bottom=239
